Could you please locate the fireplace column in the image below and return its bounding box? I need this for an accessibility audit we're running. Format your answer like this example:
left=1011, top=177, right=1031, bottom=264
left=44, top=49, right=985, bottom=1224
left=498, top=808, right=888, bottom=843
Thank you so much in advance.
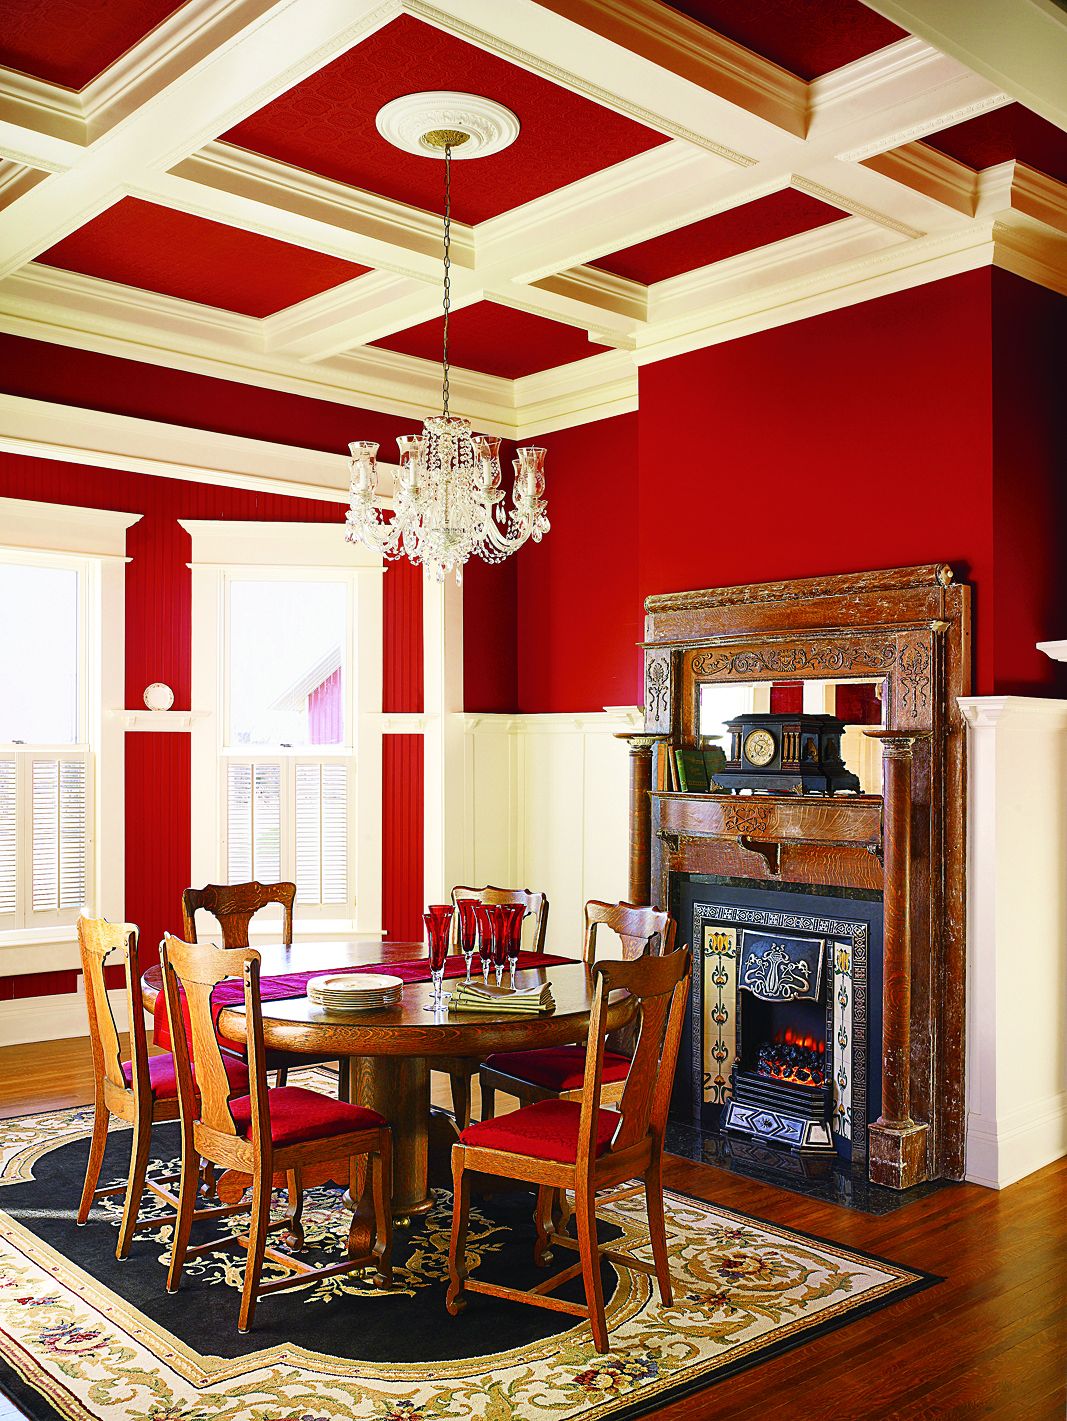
left=618, top=735, right=658, bottom=904
left=865, top=730, right=929, bottom=1188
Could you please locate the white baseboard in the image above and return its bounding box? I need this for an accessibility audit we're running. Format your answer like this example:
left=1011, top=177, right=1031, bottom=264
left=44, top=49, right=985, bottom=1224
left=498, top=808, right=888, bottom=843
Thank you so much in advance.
left=0, top=987, right=129, bottom=1047
left=965, top=1092, right=1067, bottom=1189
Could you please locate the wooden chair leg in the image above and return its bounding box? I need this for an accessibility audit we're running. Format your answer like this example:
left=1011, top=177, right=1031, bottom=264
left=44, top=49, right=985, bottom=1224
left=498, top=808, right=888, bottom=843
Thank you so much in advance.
left=645, top=1157, right=672, bottom=1306
left=445, top=1149, right=470, bottom=1315
left=450, top=1069, right=472, bottom=1131
left=480, top=1081, right=496, bottom=1121
left=534, top=1185, right=558, bottom=1267
left=115, top=1114, right=152, bottom=1261
left=370, top=1133, right=393, bottom=1287
left=276, top=1067, right=289, bottom=1087
left=337, top=1058, right=350, bottom=1101
left=575, top=1191, right=609, bottom=1353
left=76, top=1099, right=109, bottom=1225
left=238, top=1174, right=271, bottom=1333
left=285, top=1168, right=305, bottom=1249
left=166, top=1132, right=200, bottom=1293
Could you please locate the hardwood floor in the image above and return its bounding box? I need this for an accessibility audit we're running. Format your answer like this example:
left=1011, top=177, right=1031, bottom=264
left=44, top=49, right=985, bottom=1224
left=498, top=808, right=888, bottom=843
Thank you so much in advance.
left=1, top=1036, right=1064, bottom=1420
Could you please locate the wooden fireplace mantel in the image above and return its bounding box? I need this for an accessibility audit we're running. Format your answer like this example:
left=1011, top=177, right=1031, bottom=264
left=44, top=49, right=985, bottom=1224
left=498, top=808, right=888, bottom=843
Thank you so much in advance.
left=626, top=563, right=970, bottom=1187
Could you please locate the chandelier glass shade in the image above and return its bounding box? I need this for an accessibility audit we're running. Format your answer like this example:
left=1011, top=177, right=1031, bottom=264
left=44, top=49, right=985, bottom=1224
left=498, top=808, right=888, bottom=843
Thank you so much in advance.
left=346, top=129, right=549, bottom=582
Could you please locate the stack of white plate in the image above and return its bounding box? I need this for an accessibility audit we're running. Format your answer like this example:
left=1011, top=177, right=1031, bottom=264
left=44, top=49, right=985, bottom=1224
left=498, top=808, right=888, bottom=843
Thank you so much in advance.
left=306, top=972, right=404, bottom=1012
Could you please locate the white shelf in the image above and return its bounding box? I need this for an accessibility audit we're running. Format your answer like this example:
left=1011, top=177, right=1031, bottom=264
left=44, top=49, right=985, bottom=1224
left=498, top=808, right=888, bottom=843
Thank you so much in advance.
left=1036, top=640, right=1067, bottom=663
left=113, top=709, right=204, bottom=731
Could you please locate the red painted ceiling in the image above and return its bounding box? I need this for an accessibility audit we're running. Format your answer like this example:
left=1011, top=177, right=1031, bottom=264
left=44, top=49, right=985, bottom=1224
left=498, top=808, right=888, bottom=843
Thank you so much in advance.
left=372, top=302, right=609, bottom=379
left=592, top=189, right=847, bottom=284
left=923, top=104, right=1067, bottom=185
left=0, top=0, right=186, bottom=91
left=221, top=15, right=667, bottom=225
left=38, top=198, right=369, bottom=317
left=661, top=0, right=908, bottom=80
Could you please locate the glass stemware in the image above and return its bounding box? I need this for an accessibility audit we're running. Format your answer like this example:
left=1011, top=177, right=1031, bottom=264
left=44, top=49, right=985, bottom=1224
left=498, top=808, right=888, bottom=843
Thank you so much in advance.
left=489, top=906, right=510, bottom=987
left=456, top=899, right=479, bottom=982
left=473, top=902, right=497, bottom=986
left=499, top=903, right=526, bottom=986
left=424, top=905, right=453, bottom=1007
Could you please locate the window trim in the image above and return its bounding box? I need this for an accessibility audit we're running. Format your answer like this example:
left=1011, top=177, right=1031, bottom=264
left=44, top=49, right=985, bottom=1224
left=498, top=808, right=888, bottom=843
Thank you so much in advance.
left=0, top=497, right=139, bottom=956
left=184, top=521, right=383, bottom=939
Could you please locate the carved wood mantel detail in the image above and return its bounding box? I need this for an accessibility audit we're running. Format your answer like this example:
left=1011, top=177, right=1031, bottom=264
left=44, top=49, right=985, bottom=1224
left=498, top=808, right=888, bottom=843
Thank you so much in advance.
left=636, top=564, right=970, bottom=1186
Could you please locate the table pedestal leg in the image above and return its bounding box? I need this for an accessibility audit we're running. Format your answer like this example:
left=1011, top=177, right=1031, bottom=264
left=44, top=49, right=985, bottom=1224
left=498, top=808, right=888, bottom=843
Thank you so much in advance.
left=347, top=1055, right=434, bottom=1226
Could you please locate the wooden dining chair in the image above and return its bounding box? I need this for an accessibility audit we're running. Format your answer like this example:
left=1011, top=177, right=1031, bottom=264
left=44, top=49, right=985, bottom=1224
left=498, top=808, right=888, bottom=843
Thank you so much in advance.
left=447, top=947, right=692, bottom=1352
left=431, top=884, right=550, bottom=1130
left=160, top=934, right=393, bottom=1332
left=478, top=901, right=675, bottom=1119
left=75, top=914, right=249, bottom=1259
left=181, top=880, right=334, bottom=1089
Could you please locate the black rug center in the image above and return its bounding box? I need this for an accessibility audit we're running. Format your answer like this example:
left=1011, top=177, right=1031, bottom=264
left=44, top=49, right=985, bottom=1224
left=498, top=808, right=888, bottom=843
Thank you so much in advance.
left=2, top=1123, right=622, bottom=1362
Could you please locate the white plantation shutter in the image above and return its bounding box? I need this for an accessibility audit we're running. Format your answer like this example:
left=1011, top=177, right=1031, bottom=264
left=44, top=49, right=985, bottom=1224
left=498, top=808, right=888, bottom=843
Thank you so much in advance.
left=295, top=763, right=348, bottom=906
left=30, top=756, right=88, bottom=912
left=0, top=758, right=15, bottom=917
left=226, top=762, right=282, bottom=883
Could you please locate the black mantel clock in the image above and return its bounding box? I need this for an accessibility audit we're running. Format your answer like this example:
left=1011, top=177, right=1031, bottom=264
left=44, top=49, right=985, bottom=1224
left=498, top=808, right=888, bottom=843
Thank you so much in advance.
left=711, top=713, right=861, bottom=795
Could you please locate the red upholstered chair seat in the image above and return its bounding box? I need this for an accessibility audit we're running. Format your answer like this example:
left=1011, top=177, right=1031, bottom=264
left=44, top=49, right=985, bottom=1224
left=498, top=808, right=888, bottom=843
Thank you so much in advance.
left=460, top=1098, right=619, bottom=1164
left=229, top=1086, right=385, bottom=1149
left=483, top=1045, right=631, bottom=1093
left=122, top=1051, right=249, bottom=1100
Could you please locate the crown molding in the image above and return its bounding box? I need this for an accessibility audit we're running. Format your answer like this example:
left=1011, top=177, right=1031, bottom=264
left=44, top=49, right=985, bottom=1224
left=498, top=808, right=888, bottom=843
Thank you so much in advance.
left=862, top=141, right=980, bottom=217
left=510, top=349, right=638, bottom=438
left=526, top=0, right=806, bottom=138
left=958, top=696, right=1067, bottom=732
left=532, top=265, right=648, bottom=324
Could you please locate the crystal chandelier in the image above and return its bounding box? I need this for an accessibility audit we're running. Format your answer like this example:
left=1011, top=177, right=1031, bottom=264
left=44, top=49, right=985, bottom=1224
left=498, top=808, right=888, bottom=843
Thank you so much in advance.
left=346, top=124, right=549, bottom=583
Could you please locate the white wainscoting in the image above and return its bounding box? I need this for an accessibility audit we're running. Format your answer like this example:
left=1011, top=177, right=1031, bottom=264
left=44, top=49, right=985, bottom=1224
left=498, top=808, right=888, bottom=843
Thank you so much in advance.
left=960, top=696, right=1067, bottom=1189
left=0, top=986, right=128, bottom=1047
left=463, top=708, right=642, bottom=954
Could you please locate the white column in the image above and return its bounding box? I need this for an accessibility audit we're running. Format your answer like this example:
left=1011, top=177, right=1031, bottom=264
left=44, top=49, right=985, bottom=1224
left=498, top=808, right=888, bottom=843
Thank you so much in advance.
left=959, top=695, right=1067, bottom=1188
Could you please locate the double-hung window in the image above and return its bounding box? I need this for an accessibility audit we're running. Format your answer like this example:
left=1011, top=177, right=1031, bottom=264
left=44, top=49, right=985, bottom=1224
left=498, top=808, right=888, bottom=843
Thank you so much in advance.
left=221, top=574, right=354, bottom=913
left=0, top=554, right=91, bottom=930
left=186, top=521, right=383, bottom=937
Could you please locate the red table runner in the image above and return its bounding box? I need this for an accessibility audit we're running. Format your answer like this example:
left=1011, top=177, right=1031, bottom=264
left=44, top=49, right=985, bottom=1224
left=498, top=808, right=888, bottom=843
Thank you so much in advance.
left=153, top=951, right=577, bottom=1051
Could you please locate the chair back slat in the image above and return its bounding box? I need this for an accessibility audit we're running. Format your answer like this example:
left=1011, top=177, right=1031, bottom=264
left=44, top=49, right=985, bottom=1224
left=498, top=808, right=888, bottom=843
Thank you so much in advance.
left=160, top=935, right=266, bottom=1138
left=583, top=901, right=675, bottom=965
left=577, top=950, right=691, bottom=1164
left=451, top=885, right=548, bottom=953
left=182, top=881, right=295, bottom=948
left=77, top=915, right=147, bottom=1097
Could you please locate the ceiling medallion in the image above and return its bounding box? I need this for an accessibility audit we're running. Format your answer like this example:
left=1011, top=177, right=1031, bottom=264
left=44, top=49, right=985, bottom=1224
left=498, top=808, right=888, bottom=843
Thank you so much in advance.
left=347, top=93, right=549, bottom=583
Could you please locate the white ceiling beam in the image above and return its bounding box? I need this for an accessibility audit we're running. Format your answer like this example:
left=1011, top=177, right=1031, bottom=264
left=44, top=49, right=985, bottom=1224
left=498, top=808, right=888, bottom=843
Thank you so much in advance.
left=0, top=0, right=402, bottom=277
left=862, top=0, right=1067, bottom=132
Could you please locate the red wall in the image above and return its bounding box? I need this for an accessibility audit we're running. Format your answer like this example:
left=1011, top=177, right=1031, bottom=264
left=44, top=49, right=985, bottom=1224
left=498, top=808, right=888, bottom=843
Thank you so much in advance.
left=990, top=271, right=1067, bottom=696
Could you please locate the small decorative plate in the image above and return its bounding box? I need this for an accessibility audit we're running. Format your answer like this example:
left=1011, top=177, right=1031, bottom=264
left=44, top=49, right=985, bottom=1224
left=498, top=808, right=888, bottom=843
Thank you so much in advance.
left=143, top=682, right=175, bottom=711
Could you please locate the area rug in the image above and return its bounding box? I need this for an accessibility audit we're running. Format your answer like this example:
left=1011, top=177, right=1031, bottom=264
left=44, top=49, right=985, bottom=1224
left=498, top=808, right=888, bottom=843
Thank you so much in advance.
left=0, top=1080, right=937, bottom=1421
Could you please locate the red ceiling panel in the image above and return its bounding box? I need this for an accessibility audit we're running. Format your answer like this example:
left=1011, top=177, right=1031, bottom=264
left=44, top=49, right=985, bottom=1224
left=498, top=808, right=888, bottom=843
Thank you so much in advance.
left=923, top=104, right=1067, bottom=185
left=38, top=198, right=369, bottom=317
left=0, top=0, right=186, bottom=91
left=372, top=302, right=609, bottom=379
left=592, top=189, right=847, bottom=284
left=663, top=0, right=908, bottom=80
left=221, top=15, right=667, bottom=225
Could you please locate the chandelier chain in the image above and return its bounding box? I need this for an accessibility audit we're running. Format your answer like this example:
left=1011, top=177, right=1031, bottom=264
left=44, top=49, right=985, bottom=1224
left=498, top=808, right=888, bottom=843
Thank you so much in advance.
left=441, top=144, right=452, bottom=419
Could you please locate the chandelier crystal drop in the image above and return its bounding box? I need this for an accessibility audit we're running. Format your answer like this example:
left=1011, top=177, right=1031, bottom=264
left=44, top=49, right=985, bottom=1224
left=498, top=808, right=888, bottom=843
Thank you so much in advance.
left=346, top=133, right=549, bottom=582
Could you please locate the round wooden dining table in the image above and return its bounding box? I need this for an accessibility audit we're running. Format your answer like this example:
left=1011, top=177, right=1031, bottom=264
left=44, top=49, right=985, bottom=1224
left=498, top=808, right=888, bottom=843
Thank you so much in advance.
left=141, top=939, right=635, bottom=1227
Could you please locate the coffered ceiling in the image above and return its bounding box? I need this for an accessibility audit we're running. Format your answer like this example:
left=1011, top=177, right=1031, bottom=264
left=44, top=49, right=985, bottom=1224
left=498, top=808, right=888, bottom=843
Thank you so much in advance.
left=0, top=0, right=1063, bottom=444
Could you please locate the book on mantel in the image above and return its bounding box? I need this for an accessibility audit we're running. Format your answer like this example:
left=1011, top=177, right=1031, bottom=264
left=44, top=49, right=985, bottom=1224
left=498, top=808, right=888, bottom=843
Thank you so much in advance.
left=448, top=981, right=556, bottom=1015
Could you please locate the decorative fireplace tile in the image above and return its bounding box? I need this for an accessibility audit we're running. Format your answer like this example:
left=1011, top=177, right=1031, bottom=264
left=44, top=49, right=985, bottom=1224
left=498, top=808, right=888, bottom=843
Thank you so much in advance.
left=702, top=925, right=737, bottom=1104
left=832, top=940, right=854, bottom=1141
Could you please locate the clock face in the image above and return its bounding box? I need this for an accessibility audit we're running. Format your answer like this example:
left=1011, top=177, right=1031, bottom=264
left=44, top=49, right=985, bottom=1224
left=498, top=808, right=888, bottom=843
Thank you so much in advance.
left=744, top=728, right=777, bottom=767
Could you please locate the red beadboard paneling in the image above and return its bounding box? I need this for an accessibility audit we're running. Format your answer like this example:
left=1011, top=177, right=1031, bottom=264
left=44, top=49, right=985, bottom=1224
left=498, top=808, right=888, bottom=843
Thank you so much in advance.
left=463, top=556, right=518, bottom=713
left=124, top=733, right=191, bottom=960
left=516, top=414, right=641, bottom=713
left=383, top=559, right=424, bottom=715
left=382, top=735, right=424, bottom=942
